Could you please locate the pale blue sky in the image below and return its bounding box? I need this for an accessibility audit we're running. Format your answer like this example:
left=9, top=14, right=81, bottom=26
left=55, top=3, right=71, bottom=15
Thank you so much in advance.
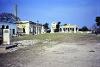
left=0, top=0, right=100, bottom=27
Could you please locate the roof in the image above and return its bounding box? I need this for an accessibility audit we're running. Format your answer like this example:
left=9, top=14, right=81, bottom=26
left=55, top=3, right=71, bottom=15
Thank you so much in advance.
left=0, top=13, right=20, bottom=23
left=16, top=21, right=42, bottom=26
left=61, top=24, right=78, bottom=28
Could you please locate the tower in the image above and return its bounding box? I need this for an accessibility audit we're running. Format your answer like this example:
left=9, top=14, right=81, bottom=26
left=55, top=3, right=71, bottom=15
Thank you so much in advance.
left=14, top=4, right=18, bottom=21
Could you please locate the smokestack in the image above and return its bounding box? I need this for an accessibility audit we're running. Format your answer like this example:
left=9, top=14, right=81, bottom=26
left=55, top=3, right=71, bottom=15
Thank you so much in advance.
left=14, top=4, right=18, bottom=21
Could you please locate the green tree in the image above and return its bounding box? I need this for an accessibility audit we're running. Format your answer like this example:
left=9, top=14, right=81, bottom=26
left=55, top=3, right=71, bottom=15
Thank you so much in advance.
left=81, top=26, right=89, bottom=31
left=96, top=17, right=100, bottom=26
left=64, top=24, right=67, bottom=26
left=55, top=22, right=61, bottom=32
left=43, top=23, right=49, bottom=32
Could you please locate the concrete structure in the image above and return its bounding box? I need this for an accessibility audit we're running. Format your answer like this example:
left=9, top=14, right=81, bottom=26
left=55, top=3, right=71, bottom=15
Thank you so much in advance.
left=3, top=29, right=10, bottom=45
left=0, top=13, right=44, bottom=37
left=51, top=22, right=57, bottom=33
left=60, top=24, right=79, bottom=33
left=41, top=25, right=45, bottom=34
left=0, top=29, right=10, bottom=45
left=16, top=21, right=30, bottom=35
left=0, top=13, right=18, bottom=36
left=0, top=22, right=17, bottom=36
left=51, top=22, right=79, bottom=33
left=16, top=21, right=44, bottom=35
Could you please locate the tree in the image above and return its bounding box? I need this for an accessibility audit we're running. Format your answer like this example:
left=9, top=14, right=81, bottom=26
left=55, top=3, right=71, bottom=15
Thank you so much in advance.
left=43, top=23, right=49, bottom=32
left=81, top=26, right=89, bottom=31
left=64, top=24, right=67, bottom=26
left=93, top=17, right=100, bottom=34
left=55, top=22, right=61, bottom=32
left=96, top=17, right=100, bottom=26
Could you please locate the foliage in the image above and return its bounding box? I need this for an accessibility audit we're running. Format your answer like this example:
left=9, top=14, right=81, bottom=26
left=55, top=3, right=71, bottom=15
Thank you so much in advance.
left=43, top=23, right=49, bottom=32
left=92, top=17, right=100, bottom=34
left=11, top=33, right=76, bottom=42
left=43, top=23, right=49, bottom=29
left=64, top=24, right=67, bottom=26
left=54, top=22, right=61, bottom=32
left=80, top=26, right=89, bottom=31
left=96, top=17, right=100, bottom=26
left=12, top=33, right=100, bottom=43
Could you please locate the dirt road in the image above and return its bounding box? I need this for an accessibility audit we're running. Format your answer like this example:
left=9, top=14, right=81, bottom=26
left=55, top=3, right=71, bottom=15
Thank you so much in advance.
left=0, top=34, right=100, bottom=67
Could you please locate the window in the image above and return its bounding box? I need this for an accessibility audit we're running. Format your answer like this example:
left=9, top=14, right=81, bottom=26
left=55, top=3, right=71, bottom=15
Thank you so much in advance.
left=2, top=25, right=5, bottom=29
left=6, top=25, right=9, bottom=29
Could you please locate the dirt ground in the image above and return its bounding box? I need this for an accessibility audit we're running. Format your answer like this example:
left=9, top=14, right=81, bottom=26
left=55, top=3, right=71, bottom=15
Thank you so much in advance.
left=0, top=33, right=100, bottom=67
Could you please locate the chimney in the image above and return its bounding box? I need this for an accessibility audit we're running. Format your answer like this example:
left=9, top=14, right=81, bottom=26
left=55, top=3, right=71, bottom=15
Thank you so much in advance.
left=14, top=4, right=18, bottom=21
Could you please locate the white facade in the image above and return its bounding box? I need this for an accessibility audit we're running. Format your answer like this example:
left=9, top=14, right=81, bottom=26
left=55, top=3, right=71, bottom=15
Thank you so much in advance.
left=60, top=24, right=79, bottom=33
left=3, top=29, right=10, bottom=44
left=51, top=22, right=79, bottom=33
left=16, top=21, right=44, bottom=35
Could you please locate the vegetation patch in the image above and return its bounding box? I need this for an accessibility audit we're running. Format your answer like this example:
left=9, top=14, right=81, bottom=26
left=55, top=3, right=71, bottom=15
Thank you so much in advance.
left=12, top=33, right=100, bottom=43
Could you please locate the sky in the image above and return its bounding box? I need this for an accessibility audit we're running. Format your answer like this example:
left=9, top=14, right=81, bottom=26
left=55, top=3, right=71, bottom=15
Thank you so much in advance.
left=0, top=0, right=100, bottom=28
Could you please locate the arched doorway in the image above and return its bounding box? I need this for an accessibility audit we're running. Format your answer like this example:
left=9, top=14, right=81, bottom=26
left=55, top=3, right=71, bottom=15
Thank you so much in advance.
left=23, top=28, right=25, bottom=33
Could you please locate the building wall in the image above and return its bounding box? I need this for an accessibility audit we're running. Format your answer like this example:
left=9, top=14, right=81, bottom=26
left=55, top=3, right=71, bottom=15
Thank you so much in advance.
left=60, top=24, right=79, bottom=33
left=51, top=22, right=79, bottom=33
left=25, top=23, right=30, bottom=34
left=0, top=22, right=17, bottom=36
left=16, top=21, right=43, bottom=35
left=30, top=24, right=42, bottom=35
left=17, top=22, right=30, bottom=34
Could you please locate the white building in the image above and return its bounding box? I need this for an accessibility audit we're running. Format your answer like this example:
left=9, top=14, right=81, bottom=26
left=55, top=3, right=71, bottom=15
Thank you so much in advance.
left=16, top=21, right=44, bottom=35
left=0, top=13, right=45, bottom=37
left=60, top=24, right=79, bottom=33
left=51, top=22, right=79, bottom=33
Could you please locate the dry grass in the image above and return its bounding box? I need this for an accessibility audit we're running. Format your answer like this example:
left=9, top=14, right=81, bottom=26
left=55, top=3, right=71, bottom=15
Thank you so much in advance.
left=12, top=33, right=100, bottom=43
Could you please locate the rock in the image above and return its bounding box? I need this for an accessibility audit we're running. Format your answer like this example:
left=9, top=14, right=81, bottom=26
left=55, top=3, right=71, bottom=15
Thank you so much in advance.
left=89, top=50, right=95, bottom=52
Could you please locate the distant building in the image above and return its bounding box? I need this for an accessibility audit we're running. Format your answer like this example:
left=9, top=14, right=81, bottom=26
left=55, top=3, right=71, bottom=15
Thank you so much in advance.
left=51, top=22, right=79, bottom=33
left=60, top=24, right=79, bottom=33
left=16, top=21, right=44, bottom=35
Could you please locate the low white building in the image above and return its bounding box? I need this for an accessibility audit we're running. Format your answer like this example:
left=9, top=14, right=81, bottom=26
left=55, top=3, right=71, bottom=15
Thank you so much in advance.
left=51, top=22, right=79, bottom=33
left=60, top=24, right=79, bottom=33
left=16, top=21, right=44, bottom=35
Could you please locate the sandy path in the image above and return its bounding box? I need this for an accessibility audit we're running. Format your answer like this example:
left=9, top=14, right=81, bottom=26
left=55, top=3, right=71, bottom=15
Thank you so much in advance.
left=0, top=42, right=100, bottom=67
